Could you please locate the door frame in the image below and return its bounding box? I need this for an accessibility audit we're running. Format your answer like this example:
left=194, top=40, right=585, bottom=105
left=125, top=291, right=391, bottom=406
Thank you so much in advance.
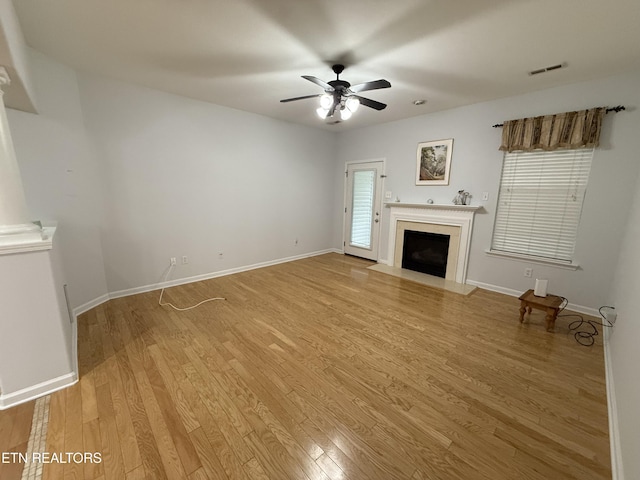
left=342, top=158, right=386, bottom=261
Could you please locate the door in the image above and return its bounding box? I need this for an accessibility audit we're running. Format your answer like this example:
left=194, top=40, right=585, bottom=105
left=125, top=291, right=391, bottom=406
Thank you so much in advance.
left=344, top=161, right=384, bottom=260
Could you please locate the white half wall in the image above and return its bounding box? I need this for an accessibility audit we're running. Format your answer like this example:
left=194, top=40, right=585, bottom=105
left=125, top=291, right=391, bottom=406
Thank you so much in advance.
left=76, top=73, right=338, bottom=293
left=7, top=49, right=108, bottom=309
left=335, top=70, right=640, bottom=311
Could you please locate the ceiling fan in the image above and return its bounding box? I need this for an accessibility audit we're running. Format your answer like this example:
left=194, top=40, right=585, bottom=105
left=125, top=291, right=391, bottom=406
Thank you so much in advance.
left=280, top=64, right=391, bottom=121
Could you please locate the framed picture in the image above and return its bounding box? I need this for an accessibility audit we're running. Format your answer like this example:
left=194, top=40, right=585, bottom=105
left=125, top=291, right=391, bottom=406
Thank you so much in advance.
left=416, top=138, right=453, bottom=185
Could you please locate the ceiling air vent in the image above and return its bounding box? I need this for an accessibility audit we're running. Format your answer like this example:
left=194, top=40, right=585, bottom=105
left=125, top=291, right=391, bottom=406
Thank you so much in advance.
left=528, top=63, right=567, bottom=76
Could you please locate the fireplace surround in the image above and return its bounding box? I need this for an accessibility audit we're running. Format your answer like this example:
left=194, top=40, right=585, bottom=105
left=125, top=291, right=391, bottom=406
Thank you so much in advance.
left=387, top=203, right=480, bottom=284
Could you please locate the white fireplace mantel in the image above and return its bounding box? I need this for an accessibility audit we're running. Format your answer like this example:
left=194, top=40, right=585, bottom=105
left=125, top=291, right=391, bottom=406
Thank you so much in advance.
left=386, top=203, right=481, bottom=284
left=385, top=202, right=481, bottom=212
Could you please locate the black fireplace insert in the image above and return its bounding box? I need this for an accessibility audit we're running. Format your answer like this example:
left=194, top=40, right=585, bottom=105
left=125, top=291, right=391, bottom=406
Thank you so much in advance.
left=401, top=230, right=450, bottom=278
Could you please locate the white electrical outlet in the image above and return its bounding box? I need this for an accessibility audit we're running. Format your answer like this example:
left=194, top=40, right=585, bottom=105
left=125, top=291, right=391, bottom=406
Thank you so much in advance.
left=170, top=257, right=177, bottom=266
left=182, top=256, right=188, bottom=264
left=524, top=267, right=532, bottom=278
left=385, top=191, right=392, bottom=199
left=603, top=307, right=617, bottom=324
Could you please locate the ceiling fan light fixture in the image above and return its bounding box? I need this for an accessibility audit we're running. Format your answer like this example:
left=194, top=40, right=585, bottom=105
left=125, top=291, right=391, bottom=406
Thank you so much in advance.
left=345, top=97, right=360, bottom=112
left=319, top=93, right=333, bottom=109
left=316, top=107, right=329, bottom=119
left=340, top=108, right=353, bottom=121
left=281, top=64, right=390, bottom=122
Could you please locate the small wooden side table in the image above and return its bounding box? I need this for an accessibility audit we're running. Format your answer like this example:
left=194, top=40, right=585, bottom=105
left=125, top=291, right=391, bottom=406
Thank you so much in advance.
left=518, top=289, right=563, bottom=332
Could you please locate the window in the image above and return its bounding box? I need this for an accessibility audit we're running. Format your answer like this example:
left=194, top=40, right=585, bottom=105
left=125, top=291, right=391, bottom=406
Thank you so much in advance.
left=350, top=169, right=376, bottom=248
left=490, top=148, right=594, bottom=264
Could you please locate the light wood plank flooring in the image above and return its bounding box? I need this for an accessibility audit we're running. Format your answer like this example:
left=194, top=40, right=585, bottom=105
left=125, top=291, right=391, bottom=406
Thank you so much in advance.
left=0, top=400, right=34, bottom=479
left=6, top=253, right=612, bottom=479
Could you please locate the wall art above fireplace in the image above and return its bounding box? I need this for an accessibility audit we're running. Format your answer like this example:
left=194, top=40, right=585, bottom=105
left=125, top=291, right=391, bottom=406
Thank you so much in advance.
left=416, top=138, right=453, bottom=186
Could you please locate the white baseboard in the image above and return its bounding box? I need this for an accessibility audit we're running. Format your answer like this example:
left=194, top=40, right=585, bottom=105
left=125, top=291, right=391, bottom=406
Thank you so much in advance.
left=0, top=372, right=77, bottom=410
left=72, top=249, right=343, bottom=314
left=73, top=293, right=110, bottom=318
left=603, top=327, right=624, bottom=480
left=465, top=279, right=600, bottom=316
left=108, top=248, right=339, bottom=300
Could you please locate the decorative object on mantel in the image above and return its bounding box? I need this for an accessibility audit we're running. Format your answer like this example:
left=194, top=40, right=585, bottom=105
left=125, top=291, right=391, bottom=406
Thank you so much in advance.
left=453, top=190, right=471, bottom=205
left=427, top=198, right=434, bottom=204
left=494, top=107, right=616, bottom=152
left=416, top=138, right=453, bottom=186
left=395, top=196, right=401, bottom=202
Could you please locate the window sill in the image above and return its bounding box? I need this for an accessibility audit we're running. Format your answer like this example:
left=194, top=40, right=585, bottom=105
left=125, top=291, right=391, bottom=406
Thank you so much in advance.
left=484, top=249, right=580, bottom=270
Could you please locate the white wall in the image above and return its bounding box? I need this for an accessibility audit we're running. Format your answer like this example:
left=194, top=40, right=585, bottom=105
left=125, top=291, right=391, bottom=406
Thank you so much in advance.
left=610, top=165, right=640, bottom=480
left=336, top=71, right=640, bottom=311
left=7, top=50, right=108, bottom=309
left=76, top=73, right=338, bottom=294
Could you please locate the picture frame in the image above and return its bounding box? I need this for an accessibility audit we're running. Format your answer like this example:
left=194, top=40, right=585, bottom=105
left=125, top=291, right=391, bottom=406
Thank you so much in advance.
left=416, top=138, right=453, bottom=185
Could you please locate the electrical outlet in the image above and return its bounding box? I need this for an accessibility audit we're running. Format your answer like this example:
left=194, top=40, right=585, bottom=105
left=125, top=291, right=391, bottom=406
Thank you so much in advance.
left=385, top=191, right=392, bottom=199
left=182, top=256, right=188, bottom=264
left=603, top=307, right=617, bottom=324
left=524, top=267, right=532, bottom=278
left=170, top=257, right=177, bottom=266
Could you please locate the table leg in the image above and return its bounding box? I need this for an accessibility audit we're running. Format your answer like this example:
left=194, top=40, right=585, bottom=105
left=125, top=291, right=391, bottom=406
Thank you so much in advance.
left=519, top=302, right=526, bottom=323
left=545, top=309, right=557, bottom=332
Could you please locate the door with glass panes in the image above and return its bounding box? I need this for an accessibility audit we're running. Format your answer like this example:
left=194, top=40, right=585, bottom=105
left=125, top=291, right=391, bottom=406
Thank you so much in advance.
left=344, top=161, right=383, bottom=261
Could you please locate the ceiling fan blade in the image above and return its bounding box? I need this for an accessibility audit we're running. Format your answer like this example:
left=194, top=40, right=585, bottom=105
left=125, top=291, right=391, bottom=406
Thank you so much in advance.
left=349, top=79, right=391, bottom=93
left=280, top=94, right=321, bottom=103
left=302, top=75, right=333, bottom=90
left=353, top=95, right=387, bottom=111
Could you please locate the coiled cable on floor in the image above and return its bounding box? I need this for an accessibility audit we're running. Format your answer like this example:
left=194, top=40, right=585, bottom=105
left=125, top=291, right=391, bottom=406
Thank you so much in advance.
left=557, top=298, right=614, bottom=346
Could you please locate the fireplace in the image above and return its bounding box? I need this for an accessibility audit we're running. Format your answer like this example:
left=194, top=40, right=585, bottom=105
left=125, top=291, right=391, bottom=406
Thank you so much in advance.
left=387, top=204, right=480, bottom=284
left=402, top=230, right=450, bottom=278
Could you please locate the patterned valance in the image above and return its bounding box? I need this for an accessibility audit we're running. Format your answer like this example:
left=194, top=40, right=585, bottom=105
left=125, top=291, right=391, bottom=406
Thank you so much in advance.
left=499, top=107, right=606, bottom=152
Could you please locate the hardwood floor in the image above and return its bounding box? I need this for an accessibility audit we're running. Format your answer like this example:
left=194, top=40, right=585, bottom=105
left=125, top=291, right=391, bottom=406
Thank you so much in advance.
left=0, top=400, right=34, bottom=479
left=5, top=253, right=612, bottom=479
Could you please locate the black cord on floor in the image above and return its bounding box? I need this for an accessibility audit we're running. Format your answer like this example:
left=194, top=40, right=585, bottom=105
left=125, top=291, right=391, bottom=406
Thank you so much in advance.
left=557, top=298, right=614, bottom=346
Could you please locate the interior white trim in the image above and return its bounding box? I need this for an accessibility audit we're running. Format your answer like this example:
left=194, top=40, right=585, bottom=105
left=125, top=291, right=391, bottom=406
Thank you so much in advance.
left=465, top=279, right=600, bottom=317
left=0, top=226, right=52, bottom=255
left=343, top=158, right=386, bottom=261
left=72, top=293, right=110, bottom=318
left=0, top=372, right=77, bottom=410
left=73, top=248, right=342, bottom=316
left=603, top=327, right=625, bottom=480
left=387, top=204, right=479, bottom=284
left=485, top=249, right=580, bottom=270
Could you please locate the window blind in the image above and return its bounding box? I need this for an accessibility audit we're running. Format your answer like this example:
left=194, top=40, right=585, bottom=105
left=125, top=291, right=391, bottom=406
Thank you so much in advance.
left=491, top=148, right=594, bottom=262
left=350, top=169, right=375, bottom=248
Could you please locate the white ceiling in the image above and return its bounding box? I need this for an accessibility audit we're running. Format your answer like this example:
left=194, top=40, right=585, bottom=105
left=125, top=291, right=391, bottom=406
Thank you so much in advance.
left=12, top=0, right=640, bottom=130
